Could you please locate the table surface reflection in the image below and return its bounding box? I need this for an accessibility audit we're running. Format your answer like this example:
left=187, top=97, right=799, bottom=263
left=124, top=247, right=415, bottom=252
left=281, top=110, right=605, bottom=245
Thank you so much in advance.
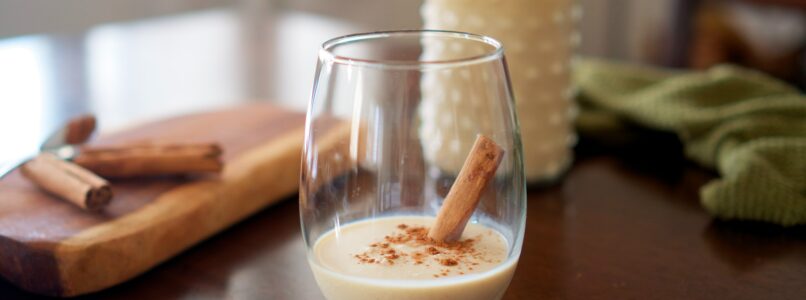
left=2, top=153, right=805, bottom=299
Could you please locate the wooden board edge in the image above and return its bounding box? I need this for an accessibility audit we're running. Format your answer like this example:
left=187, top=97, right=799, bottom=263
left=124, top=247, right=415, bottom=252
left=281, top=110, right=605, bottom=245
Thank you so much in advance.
left=0, top=238, right=64, bottom=296
left=52, top=126, right=307, bottom=296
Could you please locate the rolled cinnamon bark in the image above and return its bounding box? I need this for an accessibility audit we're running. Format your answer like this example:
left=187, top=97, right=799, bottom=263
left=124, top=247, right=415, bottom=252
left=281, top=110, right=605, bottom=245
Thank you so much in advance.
left=73, top=143, right=224, bottom=178
left=65, top=115, right=96, bottom=145
left=429, top=135, right=504, bottom=243
left=21, top=153, right=112, bottom=211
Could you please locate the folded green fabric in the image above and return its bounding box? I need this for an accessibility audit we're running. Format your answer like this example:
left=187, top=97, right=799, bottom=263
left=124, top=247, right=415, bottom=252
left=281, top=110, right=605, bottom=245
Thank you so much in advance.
left=573, top=59, right=806, bottom=226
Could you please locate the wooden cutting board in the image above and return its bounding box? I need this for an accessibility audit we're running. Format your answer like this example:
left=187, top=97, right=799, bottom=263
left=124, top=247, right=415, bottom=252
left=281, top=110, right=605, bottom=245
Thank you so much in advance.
left=0, top=104, right=315, bottom=297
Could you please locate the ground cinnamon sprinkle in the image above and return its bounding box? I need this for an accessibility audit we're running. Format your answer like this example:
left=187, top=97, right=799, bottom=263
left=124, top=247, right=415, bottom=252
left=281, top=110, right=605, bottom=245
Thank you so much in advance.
left=439, top=258, right=458, bottom=266
left=352, top=223, right=485, bottom=277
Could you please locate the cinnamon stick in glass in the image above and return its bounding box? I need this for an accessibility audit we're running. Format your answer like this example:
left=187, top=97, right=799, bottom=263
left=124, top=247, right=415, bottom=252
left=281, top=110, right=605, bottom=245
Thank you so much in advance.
left=21, top=153, right=112, bottom=211
left=429, top=134, right=504, bottom=243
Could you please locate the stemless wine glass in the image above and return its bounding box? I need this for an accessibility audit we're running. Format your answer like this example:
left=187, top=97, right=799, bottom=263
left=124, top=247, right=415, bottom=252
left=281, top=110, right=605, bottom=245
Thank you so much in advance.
left=300, top=30, right=526, bottom=300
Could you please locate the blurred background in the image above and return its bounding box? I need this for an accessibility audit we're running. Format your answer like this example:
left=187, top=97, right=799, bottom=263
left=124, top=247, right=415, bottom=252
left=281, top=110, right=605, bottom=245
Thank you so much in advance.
left=0, top=0, right=804, bottom=161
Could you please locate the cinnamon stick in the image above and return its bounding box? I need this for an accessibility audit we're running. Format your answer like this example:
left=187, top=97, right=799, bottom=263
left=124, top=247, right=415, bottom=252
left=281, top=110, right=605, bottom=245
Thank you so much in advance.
left=73, top=143, right=223, bottom=178
left=21, top=153, right=112, bottom=211
left=65, top=115, right=97, bottom=145
left=429, top=135, right=504, bottom=243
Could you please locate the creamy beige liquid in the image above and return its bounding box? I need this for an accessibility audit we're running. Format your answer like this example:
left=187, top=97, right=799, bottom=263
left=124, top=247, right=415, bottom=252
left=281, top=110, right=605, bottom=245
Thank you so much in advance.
left=310, top=216, right=517, bottom=300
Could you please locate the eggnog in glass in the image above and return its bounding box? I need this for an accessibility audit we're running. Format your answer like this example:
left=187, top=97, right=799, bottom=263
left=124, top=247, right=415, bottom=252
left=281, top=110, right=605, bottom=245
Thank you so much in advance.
left=300, top=30, right=526, bottom=300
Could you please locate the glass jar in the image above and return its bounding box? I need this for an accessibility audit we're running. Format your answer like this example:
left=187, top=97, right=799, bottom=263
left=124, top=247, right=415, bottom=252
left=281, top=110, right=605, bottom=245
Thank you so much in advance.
left=421, top=0, right=581, bottom=184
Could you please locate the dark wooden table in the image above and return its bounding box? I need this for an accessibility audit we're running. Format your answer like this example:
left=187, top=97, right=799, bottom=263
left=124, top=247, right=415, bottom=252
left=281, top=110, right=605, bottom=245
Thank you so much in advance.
left=3, top=151, right=806, bottom=299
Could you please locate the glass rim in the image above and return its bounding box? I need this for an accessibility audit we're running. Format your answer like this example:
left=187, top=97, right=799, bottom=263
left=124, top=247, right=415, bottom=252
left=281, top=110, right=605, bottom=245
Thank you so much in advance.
left=319, top=30, right=504, bottom=69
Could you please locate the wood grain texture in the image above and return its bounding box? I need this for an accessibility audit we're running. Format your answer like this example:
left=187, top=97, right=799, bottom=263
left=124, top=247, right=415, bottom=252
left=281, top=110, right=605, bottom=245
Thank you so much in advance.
left=0, top=103, right=318, bottom=297
left=3, top=116, right=806, bottom=299
left=74, top=143, right=224, bottom=178
left=2, top=155, right=806, bottom=299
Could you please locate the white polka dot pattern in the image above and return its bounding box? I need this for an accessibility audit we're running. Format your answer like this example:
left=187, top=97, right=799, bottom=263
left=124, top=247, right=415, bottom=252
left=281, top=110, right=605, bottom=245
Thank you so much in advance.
left=421, top=0, right=579, bottom=181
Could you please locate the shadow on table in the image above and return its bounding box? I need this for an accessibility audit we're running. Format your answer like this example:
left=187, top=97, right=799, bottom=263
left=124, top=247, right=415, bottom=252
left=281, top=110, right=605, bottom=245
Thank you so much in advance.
left=703, top=220, right=806, bottom=271
left=580, top=128, right=806, bottom=274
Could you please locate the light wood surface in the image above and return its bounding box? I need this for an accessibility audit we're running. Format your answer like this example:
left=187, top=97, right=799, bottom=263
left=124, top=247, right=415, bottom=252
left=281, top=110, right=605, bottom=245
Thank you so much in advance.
left=0, top=104, right=311, bottom=297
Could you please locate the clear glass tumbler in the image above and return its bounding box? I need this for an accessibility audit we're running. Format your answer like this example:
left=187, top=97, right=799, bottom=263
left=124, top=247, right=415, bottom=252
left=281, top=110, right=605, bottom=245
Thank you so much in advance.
left=300, top=30, right=526, bottom=300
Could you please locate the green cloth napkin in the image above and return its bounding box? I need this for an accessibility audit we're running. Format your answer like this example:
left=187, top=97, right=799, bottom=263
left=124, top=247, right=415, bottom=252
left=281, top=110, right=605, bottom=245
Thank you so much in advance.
left=573, top=59, right=806, bottom=226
